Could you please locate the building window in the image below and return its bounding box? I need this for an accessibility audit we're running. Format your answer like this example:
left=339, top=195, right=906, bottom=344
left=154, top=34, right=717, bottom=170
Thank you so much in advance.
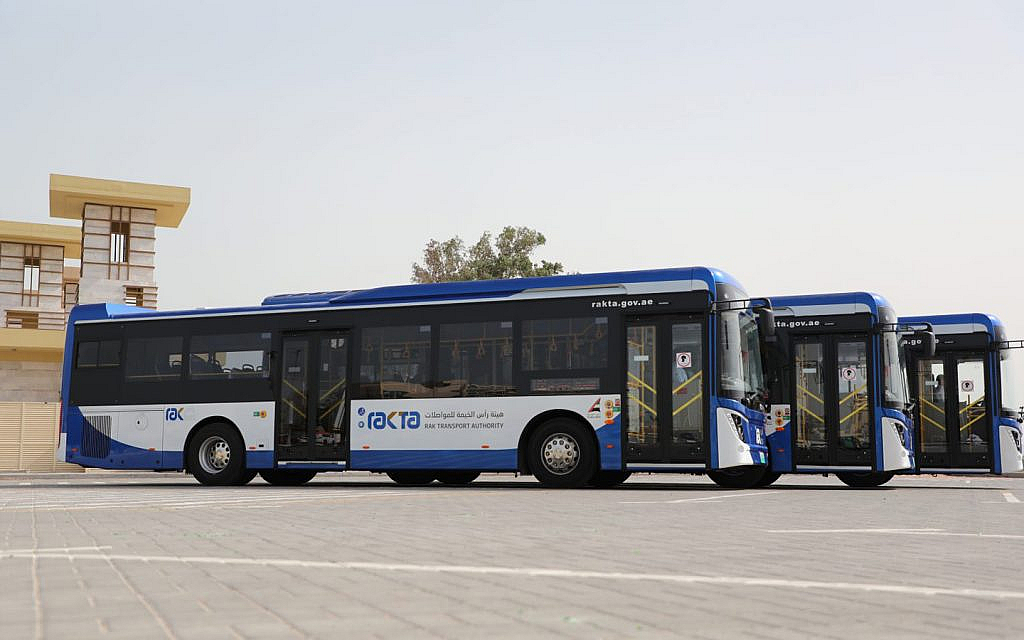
left=64, top=282, right=79, bottom=308
left=110, top=221, right=129, bottom=264
left=6, top=311, right=39, bottom=329
left=21, top=244, right=42, bottom=307
left=125, top=286, right=144, bottom=307
left=358, top=325, right=433, bottom=399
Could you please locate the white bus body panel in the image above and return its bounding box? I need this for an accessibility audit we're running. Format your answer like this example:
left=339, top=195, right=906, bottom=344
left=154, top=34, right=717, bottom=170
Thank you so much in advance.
left=880, top=416, right=913, bottom=471
left=714, top=407, right=755, bottom=469
left=999, top=423, right=1024, bottom=474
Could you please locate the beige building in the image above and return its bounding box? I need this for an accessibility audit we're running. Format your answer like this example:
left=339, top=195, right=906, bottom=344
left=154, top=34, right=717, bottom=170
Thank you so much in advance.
left=1, top=174, right=190, bottom=402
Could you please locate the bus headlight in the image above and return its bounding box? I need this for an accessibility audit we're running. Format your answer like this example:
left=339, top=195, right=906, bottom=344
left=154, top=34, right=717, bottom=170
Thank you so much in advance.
left=894, top=422, right=909, bottom=449
left=729, top=413, right=746, bottom=442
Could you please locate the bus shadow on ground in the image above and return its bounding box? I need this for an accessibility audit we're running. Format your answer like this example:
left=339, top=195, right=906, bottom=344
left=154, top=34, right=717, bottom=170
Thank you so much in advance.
left=0, top=478, right=1014, bottom=492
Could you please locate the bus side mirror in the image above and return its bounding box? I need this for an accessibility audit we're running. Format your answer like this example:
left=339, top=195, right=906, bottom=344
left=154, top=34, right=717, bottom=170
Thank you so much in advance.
left=918, top=331, right=936, bottom=357
left=756, top=307, right=776, bottom=341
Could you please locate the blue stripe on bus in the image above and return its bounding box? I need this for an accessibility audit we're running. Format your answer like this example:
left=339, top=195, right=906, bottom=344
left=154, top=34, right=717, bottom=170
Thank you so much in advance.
left=349, top=448, right=518, bottom=470
left=596, top=418, right=622, bottom=470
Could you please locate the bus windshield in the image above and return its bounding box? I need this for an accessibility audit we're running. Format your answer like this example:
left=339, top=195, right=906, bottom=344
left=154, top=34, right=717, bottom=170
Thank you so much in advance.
left=882, top=331, right=909, bottom=410
left=718, top=308, right=766, bottom=408
left=1000, top=347, right=1023, bottom=420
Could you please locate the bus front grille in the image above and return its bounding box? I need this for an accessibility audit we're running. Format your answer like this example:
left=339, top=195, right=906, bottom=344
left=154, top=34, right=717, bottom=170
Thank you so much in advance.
left=82, top=415, right=112, bottom=458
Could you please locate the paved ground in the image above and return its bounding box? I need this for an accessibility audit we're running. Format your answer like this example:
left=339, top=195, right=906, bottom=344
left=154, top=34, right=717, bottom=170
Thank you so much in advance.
left=0, top=472, right=1022, bottom=640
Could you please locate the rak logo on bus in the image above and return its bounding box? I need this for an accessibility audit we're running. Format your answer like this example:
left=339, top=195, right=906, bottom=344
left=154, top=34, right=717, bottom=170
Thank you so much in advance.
left=364, top=411, right=421, bottom=430
left=164, top=408, right=184, bottom=421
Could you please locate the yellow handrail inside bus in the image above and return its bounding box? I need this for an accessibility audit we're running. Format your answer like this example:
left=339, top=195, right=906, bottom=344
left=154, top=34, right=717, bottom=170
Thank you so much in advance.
left=958, top=396, right=985, bottom=416
left=840, top=384, right=868, bottom=405
left=673, top=370, right=702, bottom=394
left=797, top=384, right=823, bottom=405
left=673, top=392, right=703, bottom=416
left=628, top=394, right=657, bottom=417
left=627, top=372, right=657, bottom=395
left=319, top=378, right=347, bottom=402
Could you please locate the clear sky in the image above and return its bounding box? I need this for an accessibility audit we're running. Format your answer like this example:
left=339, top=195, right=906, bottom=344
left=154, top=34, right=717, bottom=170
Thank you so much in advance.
left=1, top=1, right=1022, bottom=336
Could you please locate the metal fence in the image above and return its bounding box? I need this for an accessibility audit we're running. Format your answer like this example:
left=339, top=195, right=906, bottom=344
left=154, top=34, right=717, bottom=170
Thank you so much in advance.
left=0, top=402, right=83, bottom=472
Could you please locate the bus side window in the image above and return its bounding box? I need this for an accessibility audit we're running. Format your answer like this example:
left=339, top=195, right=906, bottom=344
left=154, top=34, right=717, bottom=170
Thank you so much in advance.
left=76, top=340, right=120, bottom=368
left=125, top=337, right=183, bottom=383
left=358, top=325, right=433, bottom=399
left=521, top=317, right=608, bottom=371
left=188, top=333, right=271, bottom=380
left=438, top=321, right=515, bottom=397
left=76, top=341, right=99, bottom=368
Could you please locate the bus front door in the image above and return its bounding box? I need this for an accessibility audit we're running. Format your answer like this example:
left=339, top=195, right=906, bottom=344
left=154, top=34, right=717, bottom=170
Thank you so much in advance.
left=793, top=335, right=873, bottom=468
left=276, top=331, right=349, bottom=462
left=624, top=316, right=706, bottom=465
left=910, top=351, right=991, bottom=469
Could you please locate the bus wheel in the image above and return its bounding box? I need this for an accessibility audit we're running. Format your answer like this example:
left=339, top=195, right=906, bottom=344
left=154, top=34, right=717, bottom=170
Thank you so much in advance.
left=236, top=469, right=259, bottom=485
left=435, top=471, right=480, bottom=485
left=588, top=471, right=631, bottom=488
left=836, top=471, right=894, bottom=488
left=528, top=419, right=596, bottom=488
left=387, top=471, right=435, bottom=486
left=188, top=423, right=247, bottom=486
left=259, top=470, right=317, bottom=486
left=708, top=466, right=767, bottom=489
left=754, top=471, right=781, bottom=488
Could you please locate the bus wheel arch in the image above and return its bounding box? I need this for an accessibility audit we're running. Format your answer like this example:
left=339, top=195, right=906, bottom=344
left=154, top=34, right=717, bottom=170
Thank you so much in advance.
left=517, top=410, right=595, bottom=474
left=183, top=417, right=250, bottom=485
left=518, top=410, right=599, bottom=487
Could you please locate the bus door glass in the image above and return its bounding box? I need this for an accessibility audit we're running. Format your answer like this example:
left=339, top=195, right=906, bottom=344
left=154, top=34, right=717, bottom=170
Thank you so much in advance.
left=625, top=316, right=705, bottom=463
left=794, top=339, right=827, bottom=466
left=836, top=339, right=871, bottom=464
left=912, top=357, right=949, bottom=465
left=792, top=335, right=872, bottom=466
left=954, top=356, right=989, bottom=466
left=277, top=331, right=349, bottom=461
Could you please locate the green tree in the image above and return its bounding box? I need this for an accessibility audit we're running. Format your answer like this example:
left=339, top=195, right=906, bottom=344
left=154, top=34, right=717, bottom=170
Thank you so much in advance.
left=412, top=226, right=564, bottom=283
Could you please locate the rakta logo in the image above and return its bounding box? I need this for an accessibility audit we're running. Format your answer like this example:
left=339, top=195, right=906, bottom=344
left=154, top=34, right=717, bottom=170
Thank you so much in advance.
left=591, top=298, right=654, bottom=309
left=164, top=407, right=184, bottom=421
left=365, top=411, right=421, bottom=430
left=776, top=320, right=821, bottom=328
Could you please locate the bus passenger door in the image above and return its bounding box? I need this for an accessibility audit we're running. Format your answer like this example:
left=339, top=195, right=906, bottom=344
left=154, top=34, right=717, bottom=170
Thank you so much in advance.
left=949, top=354, right=990, bottom=469
left=624, top=316, right=706, bottom=464
left=911, top=352, right=991, bottom=469
left=793, top=338, right=828, bottom=466
left=792, top=335, right=872, bottom=467
left=277, top=331, right=349, bottom=462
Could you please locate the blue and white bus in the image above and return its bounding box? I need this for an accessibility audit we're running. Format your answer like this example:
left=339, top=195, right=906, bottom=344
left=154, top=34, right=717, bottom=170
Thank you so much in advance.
left=899, top=313, right=1023, bottom=475
left=758, top=292, right=923, bottom=487
left=58, top=267, right=772, bottom=488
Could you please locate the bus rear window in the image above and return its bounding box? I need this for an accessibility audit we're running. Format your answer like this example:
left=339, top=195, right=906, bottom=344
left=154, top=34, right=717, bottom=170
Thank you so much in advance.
left=125, top=337, right=183, bottom=382
left=76, top=340, right=121, bottom=368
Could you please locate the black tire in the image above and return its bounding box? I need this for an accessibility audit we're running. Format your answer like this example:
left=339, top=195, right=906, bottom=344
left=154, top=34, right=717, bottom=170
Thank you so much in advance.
left=527, top=418, right=597, bottom=488
left=387, top=471, right=436, bottom=486
left=836, top=471, right=894, bottom=488
left=187, top=423, right=248, bottom=486
left=754, top=471, right=781, bottom=488
left=236, top=469, right=259, bottom=485
left=707, top=465, right=768, bottom=489
left=587, top=470, right=631, bottom=488
left=259, top=470, right=318, bottom=486
left=435, top=471, right=480, bottom=485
